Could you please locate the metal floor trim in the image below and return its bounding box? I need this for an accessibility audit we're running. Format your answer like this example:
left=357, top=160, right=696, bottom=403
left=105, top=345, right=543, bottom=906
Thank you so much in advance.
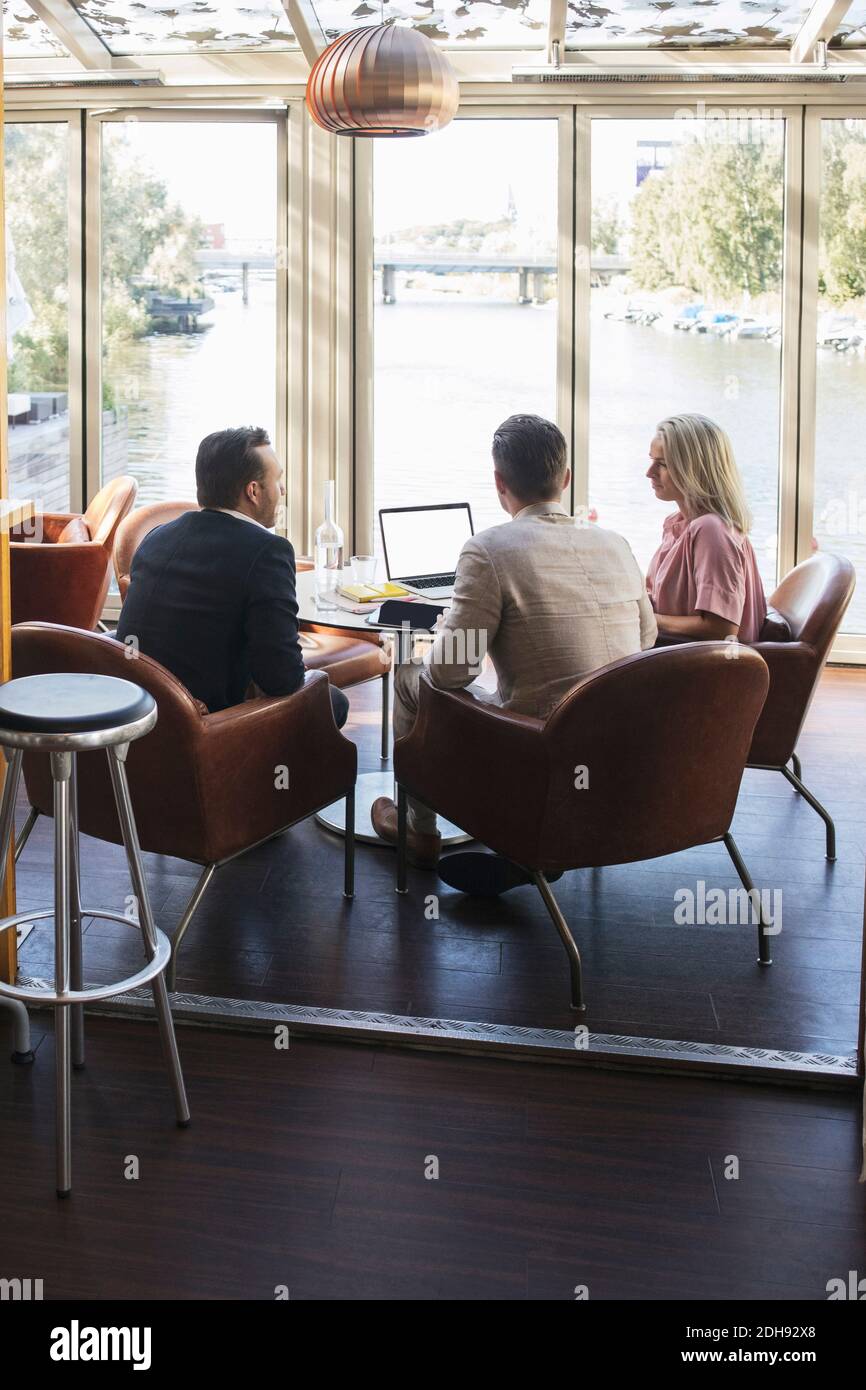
left=17, top=976, right=858, bottom=1087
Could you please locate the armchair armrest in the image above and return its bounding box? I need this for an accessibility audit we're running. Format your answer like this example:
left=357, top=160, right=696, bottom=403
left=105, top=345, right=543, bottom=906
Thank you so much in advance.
left=196, top=670, right=357, bottom=862
left=747, top=640, right=821, bottom=766
left=299, top=618, right=382, bottom=647
left=394, top=677, right=549, bottom=859
left=9, top=511, right=79, bottom=543
left=749, top=638, right=816, bottom=668
left=9, top=539, right=111, bottom=629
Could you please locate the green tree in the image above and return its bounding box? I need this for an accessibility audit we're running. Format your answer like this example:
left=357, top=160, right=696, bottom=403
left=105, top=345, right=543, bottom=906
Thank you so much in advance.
left=101, top=130, right=203, bottom=302
left=629, top=132, right=784, bottom=302
left=591, top=196, right=622, bottom=255
left=5, top=124, right=68, bottom=392
left=5, top=123, right=204, bottom=393
left=819, top=123, right=866, bottom=305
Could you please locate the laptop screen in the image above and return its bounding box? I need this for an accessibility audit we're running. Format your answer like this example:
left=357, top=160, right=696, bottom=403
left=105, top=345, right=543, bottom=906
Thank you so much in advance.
left=380, top=504, right=474, bottom=582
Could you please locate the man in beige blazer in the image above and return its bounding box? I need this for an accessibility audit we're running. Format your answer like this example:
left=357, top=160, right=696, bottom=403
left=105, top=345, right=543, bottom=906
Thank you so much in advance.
left=372, top=414, right=657, bottom=888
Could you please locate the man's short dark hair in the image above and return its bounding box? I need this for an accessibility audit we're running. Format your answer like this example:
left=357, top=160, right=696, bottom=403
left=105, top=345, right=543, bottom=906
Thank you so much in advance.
left=491, top=414, right=568, bottom=502
left=195, top=426, right=271, bottom=510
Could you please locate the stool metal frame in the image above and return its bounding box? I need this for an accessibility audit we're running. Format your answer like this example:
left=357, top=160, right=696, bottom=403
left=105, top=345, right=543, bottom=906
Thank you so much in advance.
left=0, top=702, right=190, bottom=1197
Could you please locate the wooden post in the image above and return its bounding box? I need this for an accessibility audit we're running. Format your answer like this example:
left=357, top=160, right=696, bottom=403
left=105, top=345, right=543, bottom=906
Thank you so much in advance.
left=0, top=30, right=18, bottom=985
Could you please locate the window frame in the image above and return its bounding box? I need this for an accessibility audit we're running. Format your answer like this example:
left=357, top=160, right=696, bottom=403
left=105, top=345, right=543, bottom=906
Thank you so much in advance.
left=802, top=105, right=866, bottom=659
left=87, top=106, right=289, bottom=584
left=3, top=88, right=865, bottom=659
left=3, top=107, right=83, bottom=512
left=580, top=103, right=798, bottom=595
left=352, top=103, right=576, bottom=555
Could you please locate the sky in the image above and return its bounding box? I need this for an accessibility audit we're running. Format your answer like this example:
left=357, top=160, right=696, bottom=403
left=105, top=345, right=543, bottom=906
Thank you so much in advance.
left=105, top=121, right=278, bottom=243
left=108, top=117, right=565, bottom=243
left=375, top=118, right=557, bottom=234
left=104, top=114, right=783, bottom=246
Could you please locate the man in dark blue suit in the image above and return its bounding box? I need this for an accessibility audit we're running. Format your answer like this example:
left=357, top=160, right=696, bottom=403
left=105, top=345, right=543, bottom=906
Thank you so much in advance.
left=116, top=426, right=349, bottom=726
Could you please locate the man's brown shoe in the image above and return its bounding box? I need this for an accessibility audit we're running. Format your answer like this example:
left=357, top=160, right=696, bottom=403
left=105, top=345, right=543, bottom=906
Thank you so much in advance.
left=371, top=796, right=441, bottom=870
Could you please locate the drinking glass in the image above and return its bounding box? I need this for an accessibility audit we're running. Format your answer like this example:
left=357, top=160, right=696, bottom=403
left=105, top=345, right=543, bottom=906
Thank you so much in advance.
left=351, top=555, right=377, bottom=585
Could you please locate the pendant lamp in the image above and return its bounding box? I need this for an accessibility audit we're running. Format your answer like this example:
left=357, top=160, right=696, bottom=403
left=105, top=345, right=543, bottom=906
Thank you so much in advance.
left=306, top=22, right=459, bottom=138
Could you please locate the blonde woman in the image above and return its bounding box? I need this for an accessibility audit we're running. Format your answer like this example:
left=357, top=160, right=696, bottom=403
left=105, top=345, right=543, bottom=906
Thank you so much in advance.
left=645, top=413, right=767, bottom=643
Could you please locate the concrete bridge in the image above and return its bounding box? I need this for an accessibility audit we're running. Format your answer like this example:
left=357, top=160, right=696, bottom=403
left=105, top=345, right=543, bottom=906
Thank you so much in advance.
left=194, top=248, right=631, bottom=305
left=195, top=248, right=275, bottom=304
left=374, top=251, right=629, bottom=303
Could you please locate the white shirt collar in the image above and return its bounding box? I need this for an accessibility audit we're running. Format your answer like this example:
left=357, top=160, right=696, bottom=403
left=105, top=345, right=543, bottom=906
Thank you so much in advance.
left=212, top=507, right=268, bottom=531
left=513, top=500, right=570, bottom=521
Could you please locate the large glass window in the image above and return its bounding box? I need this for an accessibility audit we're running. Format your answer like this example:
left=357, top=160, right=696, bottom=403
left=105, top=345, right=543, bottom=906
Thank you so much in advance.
left=4, top=121, right=70, bottom=512
left=588, top=116, right=785, bottom=595
left=813, top=118, right=866, bottom=636
left=372, top=118, right=560, bottom=542
left=100, top=119, right=278, bottom=503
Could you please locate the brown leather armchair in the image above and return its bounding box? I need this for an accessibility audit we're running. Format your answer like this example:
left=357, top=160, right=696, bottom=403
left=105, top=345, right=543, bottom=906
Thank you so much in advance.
left=748, top=552, right=855, bottom=860
left=10, top=476, right=138, bottom=629
left=114, top=500, right=199, bottom=600
left=394, top=643, right=770, bottom=1010
left=12, top=623, right=357, bottom=989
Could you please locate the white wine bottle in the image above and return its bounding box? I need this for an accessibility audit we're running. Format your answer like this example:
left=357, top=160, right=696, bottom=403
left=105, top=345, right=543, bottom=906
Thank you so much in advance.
left=314, top=480, right=344, bottom=609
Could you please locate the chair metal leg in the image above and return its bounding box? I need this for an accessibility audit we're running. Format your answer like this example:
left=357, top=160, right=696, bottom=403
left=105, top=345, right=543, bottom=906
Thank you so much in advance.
left=107, top=746, right=190, bottom=1128
left=68, top=756, right=85, bottom=1071
left=167, top=863, right=217, bottom=992
left=51, top=752, right=73, bottom=1197
left=0, top=749, right=23, bottom=902
left=14, top=806, right=39, bottom=863
left=780, top=765, right=836, bottom=861
left=723, top=831, right=773, bottom=966
left=532, top=870, right=585, bottom=1012
left=0, top=757, right=27, bottom=1061
left=344, top=788, right=355, bottom=898
left=380, top=668, right=390, bottom=761
left=396, top=782, right=408, bottom=895
left=0, top=997, right=33, bottom=1063
left=0, top=756, right=32, bottom=1061
left=790, top=752, right=802, bottom=781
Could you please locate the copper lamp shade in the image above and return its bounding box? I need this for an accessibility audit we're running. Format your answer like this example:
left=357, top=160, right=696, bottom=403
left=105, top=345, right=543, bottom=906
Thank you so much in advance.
left=306, top=23, right=459, bottom=138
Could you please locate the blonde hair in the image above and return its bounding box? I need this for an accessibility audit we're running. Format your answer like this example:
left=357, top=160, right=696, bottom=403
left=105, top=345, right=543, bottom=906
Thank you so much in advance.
left=655, top=413, right=752, bottom=534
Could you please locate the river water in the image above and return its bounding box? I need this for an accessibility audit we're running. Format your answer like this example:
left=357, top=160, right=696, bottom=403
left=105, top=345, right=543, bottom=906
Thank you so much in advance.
left=108, top=278, right=866, bottom=633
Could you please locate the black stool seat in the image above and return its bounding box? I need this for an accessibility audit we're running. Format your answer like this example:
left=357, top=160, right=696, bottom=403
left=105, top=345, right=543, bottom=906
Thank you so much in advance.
left=0, top=674, right=155, bottom=734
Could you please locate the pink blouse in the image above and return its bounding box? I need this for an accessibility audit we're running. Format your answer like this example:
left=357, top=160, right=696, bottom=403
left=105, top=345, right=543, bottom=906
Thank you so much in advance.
left=646, top=511, right=767, bottom=643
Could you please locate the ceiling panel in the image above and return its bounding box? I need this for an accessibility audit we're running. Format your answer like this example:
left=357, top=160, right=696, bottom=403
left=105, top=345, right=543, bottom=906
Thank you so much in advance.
left=2, top=0, right=69, bottom=54
left=4, top=0, right=865, bottom=62
left=69, top=1, right=298, bottom=54
left=565, top=0, right=813, bottom=48
left=311, top=0, right=549, bottom=46
left=835, top=0, right=866, bottom=46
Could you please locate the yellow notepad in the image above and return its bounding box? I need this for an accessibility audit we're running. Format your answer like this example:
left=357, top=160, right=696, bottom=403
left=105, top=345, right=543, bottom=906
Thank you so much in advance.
left=338, top=581, right=410, bottom=603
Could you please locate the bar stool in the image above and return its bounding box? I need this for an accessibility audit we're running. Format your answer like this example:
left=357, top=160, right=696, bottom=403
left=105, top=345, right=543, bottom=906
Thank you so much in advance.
left=0, top=672, right=190, bottom=1197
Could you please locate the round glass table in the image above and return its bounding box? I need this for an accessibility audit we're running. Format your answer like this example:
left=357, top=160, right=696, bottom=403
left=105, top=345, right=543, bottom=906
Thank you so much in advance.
left=296, top=568, right=471, bottom=846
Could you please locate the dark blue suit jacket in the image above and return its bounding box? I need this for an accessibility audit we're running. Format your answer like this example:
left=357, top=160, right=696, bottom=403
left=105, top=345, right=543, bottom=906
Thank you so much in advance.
left=115, top=509, right=306, bottom=712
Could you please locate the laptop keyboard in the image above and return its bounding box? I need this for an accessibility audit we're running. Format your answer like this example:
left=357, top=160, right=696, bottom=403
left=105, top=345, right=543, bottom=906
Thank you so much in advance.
left=410, top=574, right=454, bottom=589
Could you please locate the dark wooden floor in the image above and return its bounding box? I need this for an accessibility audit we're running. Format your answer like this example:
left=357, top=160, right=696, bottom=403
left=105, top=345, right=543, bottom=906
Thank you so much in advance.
left=12, top=666, right=866, bottom=1054
left=0, top=1014, right=863, bottom=1300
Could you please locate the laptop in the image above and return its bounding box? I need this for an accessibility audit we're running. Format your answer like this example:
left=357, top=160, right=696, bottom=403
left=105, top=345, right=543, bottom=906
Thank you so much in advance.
left=379, top=503, right=474, bottom=601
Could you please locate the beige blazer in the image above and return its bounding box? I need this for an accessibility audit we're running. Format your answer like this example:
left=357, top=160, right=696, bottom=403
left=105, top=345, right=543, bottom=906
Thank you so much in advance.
left=425, top=501, right=657, bottom=718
